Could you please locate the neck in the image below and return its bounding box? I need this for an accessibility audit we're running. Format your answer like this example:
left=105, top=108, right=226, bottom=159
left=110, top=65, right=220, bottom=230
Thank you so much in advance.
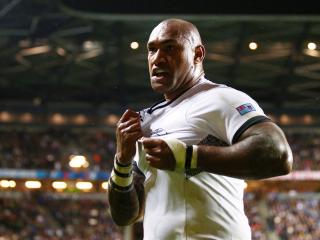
left=164, top=71, right=204, bottom=101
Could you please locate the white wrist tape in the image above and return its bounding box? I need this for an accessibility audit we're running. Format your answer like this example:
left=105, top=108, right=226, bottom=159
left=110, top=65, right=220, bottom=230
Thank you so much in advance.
left=161, top=138, right=198, bottom=173
left=162, top=138, right=186, bottom=172
left=109, top=155, right=133, bottom=190
left=191, top=145, right=198, bottom=169
left=114, top=156, right=133, bottom=174
left=110, top=170, right=133, bottom=187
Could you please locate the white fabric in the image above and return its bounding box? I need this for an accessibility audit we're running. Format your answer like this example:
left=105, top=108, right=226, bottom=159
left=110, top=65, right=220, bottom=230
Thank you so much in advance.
left=161, top=138, right=186, bottom=173
left=134, top=78, right=267, bottom=240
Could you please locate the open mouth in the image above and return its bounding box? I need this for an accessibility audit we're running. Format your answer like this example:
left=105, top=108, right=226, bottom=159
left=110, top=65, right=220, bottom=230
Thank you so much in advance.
left=152, top=68, right=169, bottom=78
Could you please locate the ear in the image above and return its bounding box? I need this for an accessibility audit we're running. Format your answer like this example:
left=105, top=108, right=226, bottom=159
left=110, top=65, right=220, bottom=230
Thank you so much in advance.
left=194, top=45, right=205, bottom=64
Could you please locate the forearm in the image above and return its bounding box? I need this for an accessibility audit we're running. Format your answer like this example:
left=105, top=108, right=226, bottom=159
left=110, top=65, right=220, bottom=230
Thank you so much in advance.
left=108, top=180, right=143, bottom=226
left=197, top=123, right=293, bottom=179
left=107, top=157, right=145, bottom=226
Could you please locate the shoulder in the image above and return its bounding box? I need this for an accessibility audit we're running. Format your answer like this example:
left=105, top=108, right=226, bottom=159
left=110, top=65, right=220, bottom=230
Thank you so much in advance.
left=191, top=78, right=257, bottom=106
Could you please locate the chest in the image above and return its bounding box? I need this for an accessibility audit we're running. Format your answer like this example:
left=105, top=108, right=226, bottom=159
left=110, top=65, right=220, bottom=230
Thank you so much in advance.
left=140, top=103, right=207, bottom=144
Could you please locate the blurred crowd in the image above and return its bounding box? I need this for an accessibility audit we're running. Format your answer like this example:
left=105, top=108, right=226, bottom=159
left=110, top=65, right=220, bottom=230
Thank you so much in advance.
left=0, top=191, right=319, bottom=240
left=244, top=192, right=320, bottom=240
left=0, top=192, right=122, bottom=240
left=244, top=192, right=269, bottom=240
left=0, top=127, right=319, bottom=171
left=0, top=128, right=116, bottom=171
left=267, top=192, right=320, bottom=240
left=0, top=126, right=319, bottom=239
left=286, top=131, right=320, bottom=171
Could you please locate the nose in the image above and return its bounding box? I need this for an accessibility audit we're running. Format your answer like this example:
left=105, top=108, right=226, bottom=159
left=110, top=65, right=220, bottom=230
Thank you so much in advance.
left=153, top=49, right=166, bottom=65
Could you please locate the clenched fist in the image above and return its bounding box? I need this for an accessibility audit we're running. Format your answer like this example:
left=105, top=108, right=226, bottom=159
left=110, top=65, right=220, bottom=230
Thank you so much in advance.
left=141, top=137, right=176, bottom=171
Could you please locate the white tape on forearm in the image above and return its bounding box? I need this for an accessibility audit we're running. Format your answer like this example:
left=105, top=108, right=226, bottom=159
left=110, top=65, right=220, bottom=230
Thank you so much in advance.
left=114, top=156, right=133, bottom=174
left=161, top=138, right=186, bottom=173
left=191, top=145, right=198, bottom=169
left=110, top=169, right=133, bottom=187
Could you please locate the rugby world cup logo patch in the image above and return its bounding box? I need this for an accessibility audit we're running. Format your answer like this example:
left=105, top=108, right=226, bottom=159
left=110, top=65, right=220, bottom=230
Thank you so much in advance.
left=236, top=103, right=256, bottom=116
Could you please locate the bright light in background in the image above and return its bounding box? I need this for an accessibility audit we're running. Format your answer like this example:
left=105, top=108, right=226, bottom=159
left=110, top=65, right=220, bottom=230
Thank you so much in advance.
left=303, top=115, right=313, bottom=124
left=101, top=182, right=109, bottom=190
left=280, top=114, right=290, bottom=125
left=76, top=40, right=104, bottom=62
left=82, top=40, right=103, bottom=51
left=0, top=180, right=16, bottom=188
left=83, top=41, right=95, bottom=50
left=69, top=155, right=89, bottom=168
left=307, top=42, right=317, bottom=50
left=105, top=114, right=119, bottom=126
left=76, top=181, right=93, bottom=191
left=73, top=114, right=87, bottom=125
left=249, top=42, right=258, bottom=50
left=51, top=113, right=66, bottom=125
left=0, top=111, right=12, bottom=122
left=130, top=41, right=139, bottom=49
left=52, top=181, right=67, bottom=190
left=20, top=113, right=33, bottom=123
left=25, top=181, right=42, bottom=189
left=19, top=45, right=51, bottom=56
left=88, top=218, right=98, bottom=226
left=56, top=47, right=66, bottom=56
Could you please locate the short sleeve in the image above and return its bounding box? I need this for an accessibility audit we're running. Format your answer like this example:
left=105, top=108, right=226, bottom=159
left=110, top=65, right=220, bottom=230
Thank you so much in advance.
left=186, top=86, right=270, bottom=145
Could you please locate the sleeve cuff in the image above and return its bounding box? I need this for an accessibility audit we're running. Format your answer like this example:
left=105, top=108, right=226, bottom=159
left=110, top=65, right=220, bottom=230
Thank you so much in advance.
left=232, top=116, right=271, bottom=144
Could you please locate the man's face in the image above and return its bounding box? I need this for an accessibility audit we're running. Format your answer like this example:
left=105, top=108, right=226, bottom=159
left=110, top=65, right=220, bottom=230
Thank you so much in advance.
left=147, top=22, right=195, bottom=99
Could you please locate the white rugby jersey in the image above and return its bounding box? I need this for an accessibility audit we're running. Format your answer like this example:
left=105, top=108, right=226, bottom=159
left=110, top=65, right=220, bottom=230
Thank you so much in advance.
left=134, top=77, right=269, bottom=240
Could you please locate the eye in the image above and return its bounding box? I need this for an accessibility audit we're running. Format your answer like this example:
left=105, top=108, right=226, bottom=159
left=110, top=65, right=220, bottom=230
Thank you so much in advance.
left=148, top=46, right=157, bottom=54
left=165, top=44, right=175, bottom=52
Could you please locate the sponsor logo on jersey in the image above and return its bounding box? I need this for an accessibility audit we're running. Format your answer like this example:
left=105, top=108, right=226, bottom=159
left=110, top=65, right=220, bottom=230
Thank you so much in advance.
left=236, top=103, right=255, bottom=115
left=151, top=128, right=167, bottom=136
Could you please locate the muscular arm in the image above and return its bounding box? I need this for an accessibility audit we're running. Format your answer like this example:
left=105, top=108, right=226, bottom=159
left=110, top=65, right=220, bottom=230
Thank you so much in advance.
left=108, top=168, right=145, bottom=226
left=197, top=121, right=293, bottom=179
left=107, top=109, right=145, bottom=226
left=143, top=121, right=292, bottom=180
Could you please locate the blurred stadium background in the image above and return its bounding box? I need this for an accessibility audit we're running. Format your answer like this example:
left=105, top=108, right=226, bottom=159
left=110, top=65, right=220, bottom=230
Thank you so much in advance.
left=0, top=0, right=320, bottom=239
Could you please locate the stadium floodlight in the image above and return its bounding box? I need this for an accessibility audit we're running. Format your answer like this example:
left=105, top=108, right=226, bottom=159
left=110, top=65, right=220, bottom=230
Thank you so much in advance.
left=51, top=113, right=66, bottom=125
left=130, top=41, right=139, bottom=49
left=0, top=111, right=13, bottom=122
left=20, top=113, right=33, bottom=123
left=105, top=114, right=119, bottom=126
left=307, top=42, right=317, bottom=50
left=19, top=45, right=51, bottom=56
left=0, top=180, right=16, bottom=188
left=25, top=181, right=42, bottom=189
left=249, top=42, right=258, bottom=50
left=75, top=181, right=93, bottom=191
left=52, top=181, right=68, bottom=190
left=69, top=155, right=89, bottom=168
left=101, top=181, right=108, bottom=190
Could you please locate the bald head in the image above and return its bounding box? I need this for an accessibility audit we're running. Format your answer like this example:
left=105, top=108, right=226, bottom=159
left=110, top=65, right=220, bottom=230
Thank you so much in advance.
left=149, top=18, right=202, bottom=48
left=146, top=18, right=206, bottom=100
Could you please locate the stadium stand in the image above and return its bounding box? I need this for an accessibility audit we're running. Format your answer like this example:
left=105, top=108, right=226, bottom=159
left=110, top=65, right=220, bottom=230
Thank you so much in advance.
left=0, top=124, right=319, bottom=239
